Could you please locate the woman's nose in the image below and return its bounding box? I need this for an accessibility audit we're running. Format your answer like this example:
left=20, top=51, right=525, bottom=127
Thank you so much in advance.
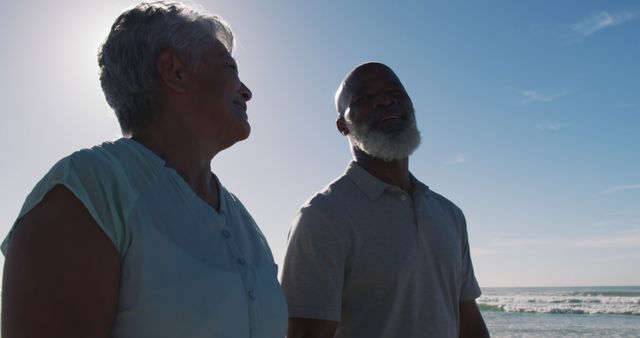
left=240, top=82, right=252, bottom=101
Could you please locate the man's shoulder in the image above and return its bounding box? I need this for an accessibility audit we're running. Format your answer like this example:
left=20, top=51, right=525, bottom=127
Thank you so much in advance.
left=423, top=187, right=467, bottom=228
left=427, top=189, right=461, bottom=211
left=302, top=172, right=357, bottom=210
left=293, top=172, right=364, bottom=228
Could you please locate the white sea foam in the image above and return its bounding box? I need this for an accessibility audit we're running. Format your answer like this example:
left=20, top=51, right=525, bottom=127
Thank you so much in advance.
left=477, top=287, right=640, bottom=316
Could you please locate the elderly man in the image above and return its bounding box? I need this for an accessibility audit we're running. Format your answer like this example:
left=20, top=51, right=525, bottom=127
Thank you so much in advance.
left=281, top=62, right=489, bottom=338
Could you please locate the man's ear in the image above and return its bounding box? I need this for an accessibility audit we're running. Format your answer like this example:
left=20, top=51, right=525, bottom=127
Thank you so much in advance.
left=156, top=50, right=189, bottom=94
left=336, top=116, right=349, bottom=136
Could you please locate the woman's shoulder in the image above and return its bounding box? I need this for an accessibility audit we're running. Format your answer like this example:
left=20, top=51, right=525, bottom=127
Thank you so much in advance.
left=37, top=138, right=165, bottom=222
left=65, top=142, right=120, bottom=176
left=64, top=138, right=164, bottom=188
left=3, top=139, right=151, bottom=256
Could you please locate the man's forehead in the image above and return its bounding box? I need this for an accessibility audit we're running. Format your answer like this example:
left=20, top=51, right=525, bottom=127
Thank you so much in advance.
left=336, top=62, right=404, bottom=113
left=345, top=63, right=401, bottom=88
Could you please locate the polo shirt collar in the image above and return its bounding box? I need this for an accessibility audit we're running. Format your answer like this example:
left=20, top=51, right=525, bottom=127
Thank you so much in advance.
left=345, top=161, right=430, bottom=200
left=410, top=174, right=429, bottom=196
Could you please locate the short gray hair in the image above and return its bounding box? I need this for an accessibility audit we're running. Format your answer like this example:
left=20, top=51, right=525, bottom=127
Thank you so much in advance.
left=98, top=1, right=234, bottom=136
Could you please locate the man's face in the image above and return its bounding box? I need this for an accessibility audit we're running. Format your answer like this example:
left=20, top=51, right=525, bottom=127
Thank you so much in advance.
left=339, top=63, right=421, bottom=161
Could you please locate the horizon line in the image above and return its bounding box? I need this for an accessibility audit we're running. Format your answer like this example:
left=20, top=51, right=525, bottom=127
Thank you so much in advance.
left=481, top=284, right=640, bottom=288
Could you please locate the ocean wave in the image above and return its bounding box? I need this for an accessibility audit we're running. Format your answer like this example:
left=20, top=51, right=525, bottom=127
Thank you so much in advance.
left=477, top=303, right=640, bottom=315
left=477, top=294, right=640, bottom=316
left=479, top=295, right=640, bottom=305
left=566, top=291, right=640, bottom=297
left=478, top=304, right=505, bottom=312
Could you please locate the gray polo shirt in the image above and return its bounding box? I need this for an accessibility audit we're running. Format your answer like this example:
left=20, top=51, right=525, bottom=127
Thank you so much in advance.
left=281, top=161, right=481, bottom=338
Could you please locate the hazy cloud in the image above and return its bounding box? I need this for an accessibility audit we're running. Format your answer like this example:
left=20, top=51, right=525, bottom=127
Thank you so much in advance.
left=594, top=253, right=640, bottom=262
left=479, top=230, right=640, bottom=254
left=570, top=231, right=640, bottom=249
left=491, top=238, right=558, bottom=248
left=594, top=220, right=618, bottom=226
left=471, top=238, right=558, bottom=256
left=447, top=154, right=467, bottom=165
left=522, top=90, right=569, bottom=103
left=571, top=10, right=639, bottom=37
left=606, top=211, right=640, bottom=216
left=536, top=122, right=565, bottom=131
left=612, top=103, right=639, bottom=109
left=472, top=248, right=505, bottom=256
left=602, top=184, right=640, bottom=194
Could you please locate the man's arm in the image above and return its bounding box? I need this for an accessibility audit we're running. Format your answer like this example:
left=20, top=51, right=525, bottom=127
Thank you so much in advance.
left=288, top=317, right=338, bottom=338
left=282, top=206, right=348, bottom=338
left=459, top=300, right=490, bottom=338
left=2, top=185, right=121, bottom=338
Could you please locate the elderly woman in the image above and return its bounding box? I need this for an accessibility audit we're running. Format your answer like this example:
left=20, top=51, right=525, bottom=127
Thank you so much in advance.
left=1, top=2, right=287, bottom=338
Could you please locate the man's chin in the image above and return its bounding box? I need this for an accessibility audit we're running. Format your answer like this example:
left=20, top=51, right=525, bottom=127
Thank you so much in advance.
left=373, top=119, right=407, bottom=133
left=354, top=142, right=417, bottom=162
left=352, top=130, right=420, bottom=161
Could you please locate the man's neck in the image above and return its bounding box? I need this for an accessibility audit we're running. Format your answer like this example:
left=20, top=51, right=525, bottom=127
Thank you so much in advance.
left=352, top=147, right=412, bottom=192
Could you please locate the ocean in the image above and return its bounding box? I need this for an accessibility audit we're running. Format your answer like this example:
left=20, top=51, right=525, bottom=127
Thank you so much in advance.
left=478, top=286, right=640, bottom=337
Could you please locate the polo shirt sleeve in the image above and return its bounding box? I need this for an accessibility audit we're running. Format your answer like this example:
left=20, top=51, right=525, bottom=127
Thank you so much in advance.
left=280, top=205, right=349, bottom=322
left=457, top=210, right=482, bottom=302
left=1, top=150, right=129, bottom=257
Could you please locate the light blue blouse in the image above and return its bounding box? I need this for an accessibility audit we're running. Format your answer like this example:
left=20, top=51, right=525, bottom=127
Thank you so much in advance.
left=1, top=138, right=288, bottom=338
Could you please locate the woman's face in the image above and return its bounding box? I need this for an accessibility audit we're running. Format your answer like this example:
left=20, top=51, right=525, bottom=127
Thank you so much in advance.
left=186, top=40, right=252, bottom=152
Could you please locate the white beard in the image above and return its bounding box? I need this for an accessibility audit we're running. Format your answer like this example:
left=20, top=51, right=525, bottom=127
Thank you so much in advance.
left=346, top=112, right=421, bottom=161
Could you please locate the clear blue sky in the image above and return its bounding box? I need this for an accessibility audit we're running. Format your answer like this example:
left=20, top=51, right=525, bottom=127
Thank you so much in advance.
left=1, top=0, right=638, bottom=287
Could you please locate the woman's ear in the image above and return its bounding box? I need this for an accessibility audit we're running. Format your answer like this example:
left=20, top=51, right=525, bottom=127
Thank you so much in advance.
left=156, top=50, right=189, bottom=94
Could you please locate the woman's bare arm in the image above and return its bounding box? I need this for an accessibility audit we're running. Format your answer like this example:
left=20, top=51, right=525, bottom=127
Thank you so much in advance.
left=2, top=185, right=121, bottom=338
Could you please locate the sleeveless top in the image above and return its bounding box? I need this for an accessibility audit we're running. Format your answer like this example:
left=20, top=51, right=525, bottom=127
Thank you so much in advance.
left=2, top=138, right=288, bottom=338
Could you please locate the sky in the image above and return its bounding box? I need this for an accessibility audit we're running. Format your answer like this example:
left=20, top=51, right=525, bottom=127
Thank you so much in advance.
left=0, top=0, right=638, bottom=288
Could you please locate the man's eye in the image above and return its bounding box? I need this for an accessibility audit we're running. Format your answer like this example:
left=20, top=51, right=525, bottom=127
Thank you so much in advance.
left=354, top=95, right=372, bottom=104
